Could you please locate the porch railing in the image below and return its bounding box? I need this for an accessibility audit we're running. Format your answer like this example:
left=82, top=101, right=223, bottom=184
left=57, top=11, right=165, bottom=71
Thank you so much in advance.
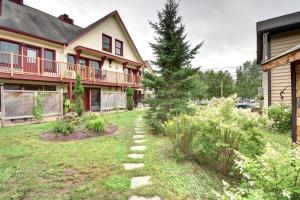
left=0, top=51, right=141, bottom=87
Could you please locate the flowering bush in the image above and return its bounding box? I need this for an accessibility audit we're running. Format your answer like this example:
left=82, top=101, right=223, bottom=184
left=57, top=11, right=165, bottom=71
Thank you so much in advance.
left=164, top=96, right=267, bottom=175
left=219, top=144, right=300, bottom=200
left=266, top=104, right=291, bottom=133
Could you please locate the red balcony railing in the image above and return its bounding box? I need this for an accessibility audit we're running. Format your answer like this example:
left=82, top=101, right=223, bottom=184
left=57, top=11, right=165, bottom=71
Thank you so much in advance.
left=0, top=51, right=141, bottom=87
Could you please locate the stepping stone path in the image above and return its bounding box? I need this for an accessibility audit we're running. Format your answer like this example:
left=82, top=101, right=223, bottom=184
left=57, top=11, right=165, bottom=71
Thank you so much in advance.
left=133, top=135, right=145, bottom=139
left=124, top=116, right=161, bottom=200
left=123, top=163, right=145, bottom=170
left=128, top=153, right=144, bottom=159
left=134, top=139, right=147, bottom=144
left=130, top=146, right=146, bottom=151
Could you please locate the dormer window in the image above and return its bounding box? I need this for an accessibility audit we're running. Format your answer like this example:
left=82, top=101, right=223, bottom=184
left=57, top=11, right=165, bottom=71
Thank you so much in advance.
left=115, top=39, right=123, bottom=56
left=102, top=34, right=112, bottom=52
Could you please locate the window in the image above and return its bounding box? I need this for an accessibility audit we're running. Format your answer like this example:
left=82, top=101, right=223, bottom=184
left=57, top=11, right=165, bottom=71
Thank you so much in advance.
left=26, top=49, right=37, bottom=64
left=91, top=60, right=100, bottom=69
left=0, top=40, right=19, bottom=54
left=44, top=49, right=55, bottom=71
left=68, top=55, right=75, bottom=64
left=0, top=40, right=20, bottom=65
left=79, top=58, right=88, bottom=66
left=102, top=34, right=112, bottom=52
left=123, top=67, right=129, bottom=74
left=115, top=40, right=123, bottom=56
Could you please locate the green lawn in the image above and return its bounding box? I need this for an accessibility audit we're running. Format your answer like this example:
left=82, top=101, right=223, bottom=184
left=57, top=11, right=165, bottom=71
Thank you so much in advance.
left=0, top=110, right=223, bottom=200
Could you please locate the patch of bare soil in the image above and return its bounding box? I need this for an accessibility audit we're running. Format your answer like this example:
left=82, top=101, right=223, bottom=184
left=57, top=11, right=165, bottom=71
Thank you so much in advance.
left=41, top=123, right=118, bottom=142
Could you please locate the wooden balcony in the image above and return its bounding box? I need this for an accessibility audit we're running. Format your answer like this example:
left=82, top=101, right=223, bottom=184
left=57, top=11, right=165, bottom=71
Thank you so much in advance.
left=0, top=51, right=141, bottom=87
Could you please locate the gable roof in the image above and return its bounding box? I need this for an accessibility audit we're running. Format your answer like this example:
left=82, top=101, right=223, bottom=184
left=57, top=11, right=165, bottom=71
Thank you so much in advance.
left=68, top=10, right=144, bottom=63
left=0, top=0, right=82, bottom=44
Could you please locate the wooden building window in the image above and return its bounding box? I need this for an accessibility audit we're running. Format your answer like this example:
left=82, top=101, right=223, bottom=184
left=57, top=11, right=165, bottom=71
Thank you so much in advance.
left=115, top=39, right=123, bottom=56
left=44, top=49, right=55, bottom=72
left=102, top=34, right=112, bottom=52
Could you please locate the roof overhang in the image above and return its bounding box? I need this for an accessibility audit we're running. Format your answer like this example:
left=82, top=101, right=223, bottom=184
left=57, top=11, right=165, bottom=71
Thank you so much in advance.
left=74, top=46, right=143, bottom=67
left=262, top=44, right=300, bottom=71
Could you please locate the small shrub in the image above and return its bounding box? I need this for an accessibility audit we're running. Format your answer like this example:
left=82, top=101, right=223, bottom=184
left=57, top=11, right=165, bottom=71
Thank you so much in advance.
left=104, top=175, right=130, bottom=192
left=266, top=104, right=291, bottom=133
left=53, top=120, right=75, bottom=135
left=85, top=117, right=105, bottom=133
left=164, top=97, right=266, bottom=175
left=82, top=113, right=100, bottom=122
left=126, top=87, right=134, bottom=111
left=219, top=144, right=300, bottom=200
left=33, top=95, right=43, bottom=123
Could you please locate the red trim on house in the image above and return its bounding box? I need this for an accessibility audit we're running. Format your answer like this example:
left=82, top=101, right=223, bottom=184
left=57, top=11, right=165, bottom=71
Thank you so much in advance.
left=0, top=26, right=65, bottom=46
left=115, top=39, right=123, bottom=56
left=0, top=72, right=142, bottom=88
left=74, top=46, right=142, bottom=67
left=102, top=33, right=112, bottom=53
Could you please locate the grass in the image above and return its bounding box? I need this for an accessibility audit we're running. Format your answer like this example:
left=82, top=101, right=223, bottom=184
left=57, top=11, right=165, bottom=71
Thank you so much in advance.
left=0, top=110, right=225, bottom=199
left=260, top=129, right=292, bottom=148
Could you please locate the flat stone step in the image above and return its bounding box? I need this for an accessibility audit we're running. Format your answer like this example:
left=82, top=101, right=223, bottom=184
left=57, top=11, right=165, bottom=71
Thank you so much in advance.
left=133, top=135, right=145, bottom=139
left=130, top=146, right=146, bottom=151
left=128, top=153, right=144, bottom=159
left=134, top=139, right=147, bottom=144
left=131, top=176, right=152, bottom=189
left=129, top=196, right=161, bottom=200
left=123, top=163, right=145, bottom=170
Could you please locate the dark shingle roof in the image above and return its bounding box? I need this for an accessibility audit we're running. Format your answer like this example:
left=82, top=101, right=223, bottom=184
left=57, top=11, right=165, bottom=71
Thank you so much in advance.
left=257, top=11, right=300, bottom=33
left=0, top=0, right=82, bottom=44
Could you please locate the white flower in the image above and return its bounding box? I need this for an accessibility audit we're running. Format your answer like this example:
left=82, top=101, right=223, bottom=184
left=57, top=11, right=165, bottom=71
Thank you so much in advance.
left=282, top=190, right=291, bottom=199
left=243, top=173, right=251, bottom=180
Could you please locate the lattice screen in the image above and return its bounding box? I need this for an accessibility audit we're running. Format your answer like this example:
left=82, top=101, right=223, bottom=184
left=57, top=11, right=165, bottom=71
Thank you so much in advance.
left=101, top=92, right=126, bottom=111
left=3, top=90, right=62, bottom=119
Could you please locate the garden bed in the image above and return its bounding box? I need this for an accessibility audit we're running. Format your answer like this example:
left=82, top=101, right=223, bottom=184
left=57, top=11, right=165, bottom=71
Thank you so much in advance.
left=41, top=123, right=118, bottom=142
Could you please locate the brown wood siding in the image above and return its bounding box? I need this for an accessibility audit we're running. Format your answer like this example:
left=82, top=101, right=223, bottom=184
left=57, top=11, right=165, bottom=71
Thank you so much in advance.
left=295, top=63, right=300, bottom=143
left=262, top=71, right=269, bottom=107
left=269, top=29, right=300, bottom=106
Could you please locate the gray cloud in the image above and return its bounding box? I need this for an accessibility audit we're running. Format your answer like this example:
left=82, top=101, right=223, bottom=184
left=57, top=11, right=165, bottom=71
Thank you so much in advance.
left=25, top=0, right=300, bottom=69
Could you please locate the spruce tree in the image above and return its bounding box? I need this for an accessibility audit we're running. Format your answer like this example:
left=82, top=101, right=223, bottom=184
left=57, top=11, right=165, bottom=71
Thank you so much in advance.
left=143, top=0, right=203, bottom=133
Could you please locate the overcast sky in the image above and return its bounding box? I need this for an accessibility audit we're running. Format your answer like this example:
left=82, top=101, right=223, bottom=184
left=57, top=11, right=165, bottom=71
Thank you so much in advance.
left=25, top=0, right=300, bottom=71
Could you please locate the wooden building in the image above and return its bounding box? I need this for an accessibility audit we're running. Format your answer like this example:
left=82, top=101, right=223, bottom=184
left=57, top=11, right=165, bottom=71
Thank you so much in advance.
left=257, top=11, right=300, bottom=143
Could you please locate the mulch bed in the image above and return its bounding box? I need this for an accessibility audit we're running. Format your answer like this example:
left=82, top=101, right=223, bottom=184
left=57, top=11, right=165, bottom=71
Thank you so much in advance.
left=41, top=123, right=118, bottom=142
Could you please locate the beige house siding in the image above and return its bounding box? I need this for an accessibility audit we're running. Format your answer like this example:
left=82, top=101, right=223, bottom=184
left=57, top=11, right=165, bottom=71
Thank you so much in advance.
left=268, top=29, right=300, bottom=106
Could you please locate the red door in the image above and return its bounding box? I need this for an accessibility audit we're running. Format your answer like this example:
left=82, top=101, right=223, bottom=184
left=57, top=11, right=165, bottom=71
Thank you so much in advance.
left=84, top=89, right=91, bottom=111
left=23, top=47, right=40, bottom=73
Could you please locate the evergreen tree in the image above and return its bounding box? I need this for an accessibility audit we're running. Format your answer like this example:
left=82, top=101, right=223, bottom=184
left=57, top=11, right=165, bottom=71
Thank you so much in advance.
left=73, top=75, right=84, bottom=116
left=143, top=0, right=203, bottom=132
left=236, top=59, right=261, bottom=100
left=126, top=87, right=134, bottom=111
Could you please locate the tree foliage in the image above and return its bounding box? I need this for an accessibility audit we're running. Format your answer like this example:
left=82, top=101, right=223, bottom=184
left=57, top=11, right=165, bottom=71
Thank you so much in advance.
left=236, top=59, right=261, bottom=99
left=142, top=0, right=204, bottom=132
left=200, top=70, right=235, bottom=99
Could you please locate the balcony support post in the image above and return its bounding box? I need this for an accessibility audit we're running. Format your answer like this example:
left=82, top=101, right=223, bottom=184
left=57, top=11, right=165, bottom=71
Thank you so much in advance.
left=10, top=52, right=13, bottom=77
left=0, top=83, right=5, bottom=127
left=37, top=57, right=40, bottom=76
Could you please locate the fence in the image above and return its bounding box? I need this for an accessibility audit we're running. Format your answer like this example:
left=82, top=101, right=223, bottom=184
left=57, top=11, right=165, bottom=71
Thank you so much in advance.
left=101, top=91, right=127, bottom=112
left=0, top=85, right=63, bottom=126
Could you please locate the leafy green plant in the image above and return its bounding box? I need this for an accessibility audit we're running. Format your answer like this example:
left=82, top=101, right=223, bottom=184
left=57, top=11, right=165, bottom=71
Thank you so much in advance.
left=85, top=117, right=105, bottom=133
left=104, top=175, right=130, bottom=192
left=64, top=98, right=72, bottom=113
left=219, top=144, right=300, bottom=200
left=266, top=104, right=291, bottom=133
left=33, top=95, right=43, bottom=123
left=73, top=75, right=84, bottom=116
left=53, top=120, right=75, bottom=135
left=126, top=87, right=134, bottom=111
left=164, top=96, right=266, bottom=175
